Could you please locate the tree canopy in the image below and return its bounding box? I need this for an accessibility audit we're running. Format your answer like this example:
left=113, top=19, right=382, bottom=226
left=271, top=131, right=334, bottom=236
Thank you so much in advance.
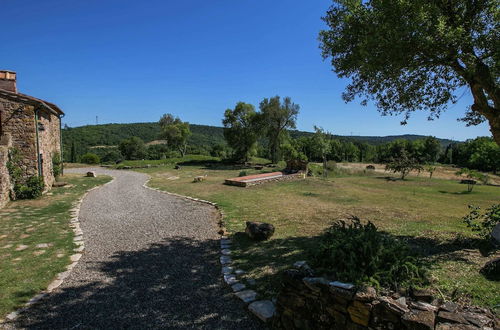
left=320, top=0, right=499, bottom=144
left=260, top=96, right=300, bottom=163
left=222, top=102, right=260, bottom=162
left=159, top=114, right=192, bottom=157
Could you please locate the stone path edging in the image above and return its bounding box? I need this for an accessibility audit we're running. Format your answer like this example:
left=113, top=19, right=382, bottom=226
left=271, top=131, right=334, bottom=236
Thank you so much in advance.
left=143, top=177, right=276, bottom=323
left=3, top=177, right=115, bottom=322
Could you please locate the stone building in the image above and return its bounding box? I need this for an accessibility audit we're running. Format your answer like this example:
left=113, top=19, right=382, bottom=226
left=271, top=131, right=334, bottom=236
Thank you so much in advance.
left=0, top=70, right=64, bottom=208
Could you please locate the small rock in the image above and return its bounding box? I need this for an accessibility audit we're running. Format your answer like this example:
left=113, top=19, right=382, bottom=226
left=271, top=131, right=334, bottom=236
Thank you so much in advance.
left=293, top=260, right=308, bottom=269
left=221, top=249, right=231, bottom=255
left=402, top=310, right=435, bottom=330
left=245, top=221, right=275, bottom=241
left=410, top=288, right=434, bottom=303
left=174, top=165, right=181, bottom=170
left=440, top=301, right=458, bottom=313
left=222, top=266, right=234, bottom=275
left=231, top=283, right=246, bottom=292
left=248, top=300, right=275, bottom=322
left=70, top=253, right=82, bottom=262
left=36, top=243, right=50, bottom=248
left=354, top=286, right=377, bottom=302
left=47, top=279, right=63, bottom=292
left=330, top=281, right=355, bottom=290
left=235, top=269, right=246, bottom=276
left=193, top=176, right=205, bottom=182
left=221, top=238, right=232, bottom=246
left=437, top=311, right=468, bottom=324
left=224, top=274, right=238, bottom=285
left=409, top=301, right=439, bottom=312
left=15, top=244, right=29, bottom=251
left=235, top=290, right=257, bottom=303
left=86, top=171, right=96, bottom=178
left=220, top=256, right=232, bottom=265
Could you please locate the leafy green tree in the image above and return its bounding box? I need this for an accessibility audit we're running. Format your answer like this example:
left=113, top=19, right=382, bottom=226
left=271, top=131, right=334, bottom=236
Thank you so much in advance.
left=222, top=102, right=260, bottom=162
left=118, top=137, right=146, bottom=160
left=328, top=139, right=343, bottom=162
left=342, top=141, right=359, bottom=162
left=159, top=114, right=192, bottom=157
left=320, top=0, right=500, bottom=145
left=80, top=153, right=101, bottom=164
left=70, top=141, right=77, bottom=163
left=260, top=96, right=300, bottom=163
left=313, top=126, right=331, bottom=177
left=426, top=165, right=437, bottom=179
left=467, top=137, right=500, bottom=173
left=385, top=150, right=423, bottom=180
left=422, top=137, right=442, bottom=163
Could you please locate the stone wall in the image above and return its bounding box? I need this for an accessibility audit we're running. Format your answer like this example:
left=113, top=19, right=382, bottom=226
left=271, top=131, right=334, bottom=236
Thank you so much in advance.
left=0, top=97, right=62, bottom=201
left=37, top=108, right=61, bottom=189
left=0, top=99, right=38, bottom=178
left=274, top=265, right=499, bottom=329
left=0, top=134, right=12, bottom=208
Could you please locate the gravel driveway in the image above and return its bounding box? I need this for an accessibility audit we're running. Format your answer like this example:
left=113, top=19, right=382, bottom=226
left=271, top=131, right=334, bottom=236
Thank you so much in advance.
left=8, top=168, right=262, bottom=329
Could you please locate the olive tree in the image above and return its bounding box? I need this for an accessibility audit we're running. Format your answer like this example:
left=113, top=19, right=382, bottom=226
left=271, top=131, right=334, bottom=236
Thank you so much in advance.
left=159, top=114, right=191, bottom=157
left=222, top=102, right=260, bottom=162
left=320, top=0, right=500, bottom=144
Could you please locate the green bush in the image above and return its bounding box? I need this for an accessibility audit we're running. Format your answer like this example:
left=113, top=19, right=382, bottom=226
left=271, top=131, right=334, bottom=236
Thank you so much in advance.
left=463, top=204, right=500, bottom=240
left=311, top=217, right=426, bottom=290
left=52, top=152, right=62, bottom=177
left=14, top=176, right=45, bottom=200
left=80, top=153, right=100, bottom=164
left=238, top=171, right=248, bottom=177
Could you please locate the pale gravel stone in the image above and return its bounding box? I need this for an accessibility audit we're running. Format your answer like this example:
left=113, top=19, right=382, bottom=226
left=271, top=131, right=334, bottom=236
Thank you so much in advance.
left=248, top=300, right=275, bottom=322
left=224, top=274, right=239, bottom=285
left=220, top=256, right=232, bottom=264
left=70, top=254, right=82, bottom=262
left=235, top=290, right=257, bottom=304
left=232, top=283, right=246, bottom=292
left=15, top=244, right=29, bottom=251
left=330, top=281, right=355, bottom=290
left=222, top=266, right=234, bottom=274
left=47, top=280, right=63, bottom=292
left=10, top=168, right=261, bottom=330
left=221, top=248, right=231, bottom=255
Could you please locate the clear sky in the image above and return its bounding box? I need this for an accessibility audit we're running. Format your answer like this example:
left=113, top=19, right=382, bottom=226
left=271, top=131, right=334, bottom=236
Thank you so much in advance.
left=0, top=0, right=491, bottom=141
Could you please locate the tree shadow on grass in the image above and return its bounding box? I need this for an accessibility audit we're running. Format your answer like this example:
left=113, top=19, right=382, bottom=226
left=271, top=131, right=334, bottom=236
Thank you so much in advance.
left=438, top=190, right=474, bottom=195
left=10, top=237, right=263, bottom=330
left=229, top=228, right=498, bottom=298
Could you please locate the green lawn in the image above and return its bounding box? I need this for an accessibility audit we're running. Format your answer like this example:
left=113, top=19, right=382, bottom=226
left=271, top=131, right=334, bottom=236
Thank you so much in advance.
left=139, top=163, right=500, bottom=310
left=0, top=174, right=111, bottom=319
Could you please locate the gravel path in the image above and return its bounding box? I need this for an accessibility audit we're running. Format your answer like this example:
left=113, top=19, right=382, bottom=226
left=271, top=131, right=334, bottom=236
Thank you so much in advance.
left=8, top=168, right=262, bottom=329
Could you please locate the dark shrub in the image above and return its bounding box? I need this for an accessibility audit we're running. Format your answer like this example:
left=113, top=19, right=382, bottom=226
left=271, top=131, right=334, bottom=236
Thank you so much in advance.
left=238, top=171, right=248, bottom=177
left=14, top=176, right=45, bottom=199
left=311, top=216, right=426, bottom=290
left=80, top=153, right=100, bottom=164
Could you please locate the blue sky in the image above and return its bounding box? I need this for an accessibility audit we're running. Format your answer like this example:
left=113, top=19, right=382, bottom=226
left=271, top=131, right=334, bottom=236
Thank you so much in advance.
left=0, top=0, right=491, bottom=141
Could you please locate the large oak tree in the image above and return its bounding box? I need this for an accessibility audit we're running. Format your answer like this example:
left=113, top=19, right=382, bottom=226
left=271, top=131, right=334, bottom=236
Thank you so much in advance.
left=320, top=0, right=499, bottom=144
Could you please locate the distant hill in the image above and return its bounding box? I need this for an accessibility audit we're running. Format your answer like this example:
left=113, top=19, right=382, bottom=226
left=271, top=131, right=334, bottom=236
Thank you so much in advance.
left=62, top=122, right=457, bottom=154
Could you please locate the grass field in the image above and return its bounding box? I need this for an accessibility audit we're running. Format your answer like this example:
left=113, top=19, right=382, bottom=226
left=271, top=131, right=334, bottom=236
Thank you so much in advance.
left=139, top=162, right=500, bottom=310
left=0, top=174, right=111, bottom=318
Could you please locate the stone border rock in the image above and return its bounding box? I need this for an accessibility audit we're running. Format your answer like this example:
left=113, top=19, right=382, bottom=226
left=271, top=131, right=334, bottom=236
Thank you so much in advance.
left=143, top=177, right=276, bottom=324
left=2, top=176, right=115, bottom=322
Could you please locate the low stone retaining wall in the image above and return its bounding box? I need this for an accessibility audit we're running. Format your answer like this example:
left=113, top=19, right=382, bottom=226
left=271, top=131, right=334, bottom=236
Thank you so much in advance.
left=274, top=264, right=499, bottom=329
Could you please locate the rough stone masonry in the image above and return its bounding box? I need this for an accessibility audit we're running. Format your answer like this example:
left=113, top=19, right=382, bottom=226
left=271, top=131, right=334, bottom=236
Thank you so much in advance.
left=0, top=70, right=64, bottom=208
